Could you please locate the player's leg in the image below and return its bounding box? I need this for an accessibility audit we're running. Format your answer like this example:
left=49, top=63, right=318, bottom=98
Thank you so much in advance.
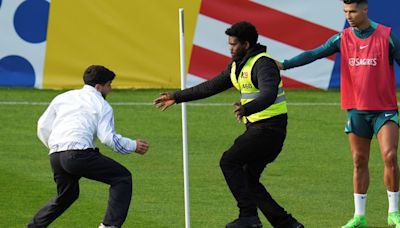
left=349, top=133, right=371, bottom=195
left=342, top=133, right=371, bottom=228
left=376, top=117, right=400, bottom=226
left=221, top=124, right=302, bottom=228
left=245, top=155, right=303, bottom=228
left=61, top=149, right=132, bottom=227
left=27, top=152, right=80, bottom=228
left=377, top=121, right=399, bottom=192
left=220, top=127, right=262, bottom=228
left=342, top=110, right=372, bottom=228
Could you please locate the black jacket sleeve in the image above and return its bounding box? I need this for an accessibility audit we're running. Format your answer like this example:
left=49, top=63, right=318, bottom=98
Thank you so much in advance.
left=242, top=57, right=281, bottom=116
left=173, top=64, right=233, bottom=103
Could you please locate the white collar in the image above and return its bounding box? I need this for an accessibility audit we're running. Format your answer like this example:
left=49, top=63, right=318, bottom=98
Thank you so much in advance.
left=83, top=84, right=102, bottom=96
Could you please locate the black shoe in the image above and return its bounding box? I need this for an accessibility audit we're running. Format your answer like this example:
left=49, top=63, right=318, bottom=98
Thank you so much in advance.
left=226, top=216, right=263, bottom=228
left=287, top=218, right=304, bottom=228
left=289, top=221, right=304, bottom=228
left=275, top=217, right=304, bottom=228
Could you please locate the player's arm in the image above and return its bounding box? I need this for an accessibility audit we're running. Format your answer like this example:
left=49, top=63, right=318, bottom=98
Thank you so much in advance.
left=154, top=65, right=233, bottom=110
left=389, top=31, right=400, bottom=66
left=280, top=33, right=341, bottom=70
left=97, top=104, right=149, bottom=155
left=37, top=101, right=56, bottom=148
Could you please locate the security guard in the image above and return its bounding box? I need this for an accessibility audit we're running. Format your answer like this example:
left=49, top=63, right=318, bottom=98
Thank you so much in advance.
left=154, top=21, right=303, bottom=228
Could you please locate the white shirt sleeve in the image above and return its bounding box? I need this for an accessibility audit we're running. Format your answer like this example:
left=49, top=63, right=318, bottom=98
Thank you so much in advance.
left=37, top=102, right=56, bottom=148
left=97, top=104, right=137, bottom=154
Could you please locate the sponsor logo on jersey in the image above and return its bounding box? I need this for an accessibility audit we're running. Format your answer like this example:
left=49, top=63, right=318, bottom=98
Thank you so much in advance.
left=348, top=58, right=377, bottom=66
left=242, top=83, right=253, bottom=89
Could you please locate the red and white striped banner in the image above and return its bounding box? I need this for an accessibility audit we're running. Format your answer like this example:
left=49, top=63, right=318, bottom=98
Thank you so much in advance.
left=188, top=0, right=345, bottom=89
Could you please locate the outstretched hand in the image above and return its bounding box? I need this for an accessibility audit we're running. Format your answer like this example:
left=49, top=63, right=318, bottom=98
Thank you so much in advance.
left=153, top=92, right=176, bottom=111
left=135, top=139, right=149, bottom=155
left=274, top=60, right=284, bottom=70
left=233, top=102, right=245, bottom=123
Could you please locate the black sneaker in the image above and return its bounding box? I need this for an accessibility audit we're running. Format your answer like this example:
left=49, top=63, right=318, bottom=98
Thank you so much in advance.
left=275, top=217, right=304, bottom=228
left=289, top=221, right=304, bottom=228
left=288, top=218, right=304, bottom=228
left=226, top=216, right=263, bottom=228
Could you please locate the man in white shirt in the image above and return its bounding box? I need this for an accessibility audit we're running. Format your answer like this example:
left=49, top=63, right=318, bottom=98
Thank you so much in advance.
left=27, top=65, right=149, bottom=228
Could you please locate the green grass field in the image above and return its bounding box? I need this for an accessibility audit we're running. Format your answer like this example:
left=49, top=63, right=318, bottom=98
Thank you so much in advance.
left=0, top=88, right=391, bottom=227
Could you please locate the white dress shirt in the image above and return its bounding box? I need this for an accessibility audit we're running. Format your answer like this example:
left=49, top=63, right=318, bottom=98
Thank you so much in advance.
left=37, top=85, right=136, bottom=154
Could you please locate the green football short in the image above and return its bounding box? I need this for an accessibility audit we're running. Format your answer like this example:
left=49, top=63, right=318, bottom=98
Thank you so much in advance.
left=345, top=109, right=399, bottom=139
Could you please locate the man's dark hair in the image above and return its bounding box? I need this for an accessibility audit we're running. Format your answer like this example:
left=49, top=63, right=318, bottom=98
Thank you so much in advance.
left=83, top=65, right=115, bottom=87
left=225, top=21, right=258, bottom=47
left=343, top=0, right=368, bottom=5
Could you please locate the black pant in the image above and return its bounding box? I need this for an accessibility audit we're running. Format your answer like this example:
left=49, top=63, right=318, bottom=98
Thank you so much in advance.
left=27, top=149, right=132, bottom=228
left=220, top=124, right=296, bottom=227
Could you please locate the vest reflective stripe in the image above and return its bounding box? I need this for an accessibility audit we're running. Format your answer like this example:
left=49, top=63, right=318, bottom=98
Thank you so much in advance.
left=230, top=52, right=287, bottom=123
left=241, top=93, right=259, bottom=99
left=241, top=87, right=285, bottom=99
left=274, top=94, right=286, bottom=103
left=241, top=93, right=286, bottom=105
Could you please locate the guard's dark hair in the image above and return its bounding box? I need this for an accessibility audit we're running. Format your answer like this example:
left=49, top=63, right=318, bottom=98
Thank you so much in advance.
left=343, top=0, right=368, bottom=5
left=225, top=21, right=258, bottom=47
left=83, top=65, right=115, bottom=87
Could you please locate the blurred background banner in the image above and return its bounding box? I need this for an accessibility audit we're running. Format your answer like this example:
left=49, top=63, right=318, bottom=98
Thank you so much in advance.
left=43, top=0, right=200, bottom=89
left=0, top=0, right=200, bottom=89
left=0, top=0, right=399, bottom=89
left=0, top=0, right=49, bottom=88
left=188, top=0, right=400, bottom=90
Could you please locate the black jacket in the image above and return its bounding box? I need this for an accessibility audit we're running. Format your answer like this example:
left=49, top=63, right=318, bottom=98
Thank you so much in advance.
left=174, top=43, right=287, bottom=128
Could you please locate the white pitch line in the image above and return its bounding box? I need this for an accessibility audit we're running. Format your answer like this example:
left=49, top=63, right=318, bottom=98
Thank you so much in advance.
left=0, top=101, right=49, bottom=105
left=0, top=101, right=342, bottom=106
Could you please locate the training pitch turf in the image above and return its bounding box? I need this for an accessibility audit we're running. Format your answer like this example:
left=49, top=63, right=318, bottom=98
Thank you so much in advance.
left=0, top=88, right=391, bottom=227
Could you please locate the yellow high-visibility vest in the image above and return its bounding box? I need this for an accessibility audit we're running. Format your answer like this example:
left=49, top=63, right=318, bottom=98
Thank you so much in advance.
left=230, top=52, right=287, bottom=123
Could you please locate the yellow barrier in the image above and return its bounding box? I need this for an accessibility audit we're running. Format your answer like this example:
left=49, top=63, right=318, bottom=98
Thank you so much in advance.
left=43, top=0, right=201, bottom=89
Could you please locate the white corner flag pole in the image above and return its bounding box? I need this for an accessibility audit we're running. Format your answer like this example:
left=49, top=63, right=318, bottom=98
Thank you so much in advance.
left=179, top=8, right=191, bottom=228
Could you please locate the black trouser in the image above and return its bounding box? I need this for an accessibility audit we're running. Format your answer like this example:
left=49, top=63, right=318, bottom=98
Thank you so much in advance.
left=220, top=124, right=296, bottom=227
left=27, top=149, right=132, bottom=228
